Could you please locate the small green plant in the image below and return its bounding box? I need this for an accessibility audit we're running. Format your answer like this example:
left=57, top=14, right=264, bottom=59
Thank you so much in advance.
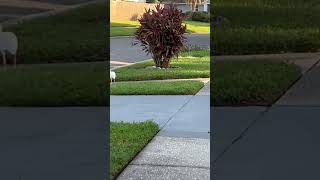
left=134, top=4, right=187, bottom=68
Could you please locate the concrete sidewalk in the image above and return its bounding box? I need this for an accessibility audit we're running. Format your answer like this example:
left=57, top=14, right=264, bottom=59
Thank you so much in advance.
left=213, top=56, right=320, bottom=179
left=111, top=95, right=210, bottom=179
left=214, top=106, right=320, bottom=180
left=0, top=107, right=107, bottom=180
left=196, top=80, right=210, bottom=95
left=277, top=61, right=320, bottom=106
left=118, top=136, right=210, bottom=180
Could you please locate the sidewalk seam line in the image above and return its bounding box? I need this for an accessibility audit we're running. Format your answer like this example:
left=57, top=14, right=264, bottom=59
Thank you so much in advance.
left=213, top=107, right=269, bottom=164
left=159, top=96, right=195, bottom=130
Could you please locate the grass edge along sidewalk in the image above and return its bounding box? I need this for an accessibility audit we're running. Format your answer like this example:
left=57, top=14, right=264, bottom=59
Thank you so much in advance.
left=110, top=121, right=159, bottom=180
left=211, top=59, right=302, bottom=106
left=111, top=80, right=204, bottom=95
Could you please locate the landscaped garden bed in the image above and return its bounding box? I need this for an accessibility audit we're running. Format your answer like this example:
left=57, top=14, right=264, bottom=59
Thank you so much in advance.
left=110, top=121, right=159, bottom=179
left=211, top=60, right=301, bottom=106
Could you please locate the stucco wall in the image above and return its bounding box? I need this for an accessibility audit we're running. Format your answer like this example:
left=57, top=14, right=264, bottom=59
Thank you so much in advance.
left=110, top=1, right=162, bottom=21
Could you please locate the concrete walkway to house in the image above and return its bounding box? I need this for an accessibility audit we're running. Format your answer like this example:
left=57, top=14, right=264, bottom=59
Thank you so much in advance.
left=111, top=92, right=210, bottom=179
left=213, top=54, right=320, bottom=179
left=0, top=107, right=106, bottom=180
left=110, top=33, right=210, bottom=69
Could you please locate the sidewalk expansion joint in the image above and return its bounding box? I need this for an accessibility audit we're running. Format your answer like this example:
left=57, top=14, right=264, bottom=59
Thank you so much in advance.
left=213, top=107, right=270, bottom=164
left=159, top=96, right=195, bottom=130
left=305, top=57, right=320, bottom=74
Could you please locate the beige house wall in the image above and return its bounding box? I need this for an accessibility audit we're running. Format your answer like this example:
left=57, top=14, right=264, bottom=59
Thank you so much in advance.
left=110, top=1, right=163, bottom=21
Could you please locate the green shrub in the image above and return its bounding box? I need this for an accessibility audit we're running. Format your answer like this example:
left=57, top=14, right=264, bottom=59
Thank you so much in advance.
left=185, top=11, right=210, bottom=22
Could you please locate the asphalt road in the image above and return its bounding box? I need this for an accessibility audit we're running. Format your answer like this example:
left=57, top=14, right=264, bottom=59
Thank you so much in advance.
left=110, top=33, right=210, bottom=62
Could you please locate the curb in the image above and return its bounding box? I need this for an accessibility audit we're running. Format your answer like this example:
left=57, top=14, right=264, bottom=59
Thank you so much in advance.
left=1, top=0, right=103, bottom=28
left=110, top=59, right=152, bottom=70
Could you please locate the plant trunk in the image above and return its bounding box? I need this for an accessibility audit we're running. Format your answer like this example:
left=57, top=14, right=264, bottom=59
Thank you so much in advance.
left=161, top=59, right=170, bottom=68
left=154, top=56, right=170, bottom=68
left=153, top=56, right=160, bottom=67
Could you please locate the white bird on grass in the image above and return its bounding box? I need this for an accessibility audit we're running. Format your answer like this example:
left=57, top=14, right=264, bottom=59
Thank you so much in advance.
left=0, top=25, right=18, bottom=67
left=110, top=71, right=116, bottom=83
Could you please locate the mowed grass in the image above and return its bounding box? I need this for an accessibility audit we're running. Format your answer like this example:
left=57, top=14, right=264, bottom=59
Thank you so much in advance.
left=0, top=63, right=108, bottom=106
left=5, top=2, right=107, bottom=64
left=211, top=60, right=301, bottom=106
left=114, top=51, right=210, bottom=81
left=110, top=121, right=159, bottom=180
left=213, top=0, right=320, bottom=55
left=110, top=21, right=138, bottom=37
left=111, top=80, right=204, bottom=95
left=184, top=21, right=210, bottom=33
left=110, top=20, right=209, bottom=36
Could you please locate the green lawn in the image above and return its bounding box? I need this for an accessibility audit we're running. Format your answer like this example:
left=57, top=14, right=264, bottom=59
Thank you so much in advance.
left=111, top=80, right=204, bottom=95
left=211, top=60, right=301, bottom=106
left=110, top=20, right=209, bottom=36
left=110, top=21, right=138, bottom=37
left=110, top=27, right=136, bottom=37
left=0, top=62, right=108, bottom=106
left=213, top=0, right=320, bottom=55
left=110, top=121, right=159, bottom=180
left=184, top=21, right=210, bottom=33
left=114, top=50, right=210, bottom=81
left=5, top=2, right=107, bottom=64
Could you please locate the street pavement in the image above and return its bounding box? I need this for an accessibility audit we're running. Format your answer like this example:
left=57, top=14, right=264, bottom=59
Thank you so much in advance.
left=110, top=33, right=210, bottom=65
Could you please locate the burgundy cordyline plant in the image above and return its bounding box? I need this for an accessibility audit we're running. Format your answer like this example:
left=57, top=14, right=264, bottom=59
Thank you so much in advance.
left=134, top=4, right=187, bottom=68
